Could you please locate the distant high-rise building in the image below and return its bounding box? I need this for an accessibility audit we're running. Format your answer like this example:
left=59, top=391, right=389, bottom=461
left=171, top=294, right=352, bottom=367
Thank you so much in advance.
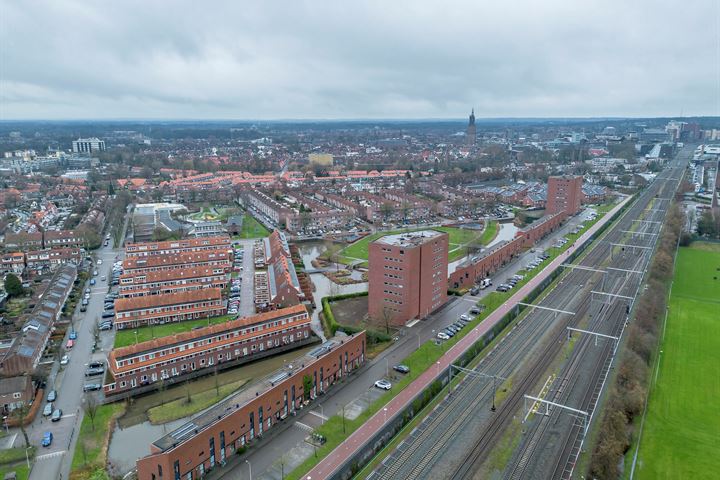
left=72, top=137, right=106, bottom=154
left=466, top=109, right=476, bottom=146
left=547, top=176, right=583, bottom=216
left=368, top=230, right=448, bottom=326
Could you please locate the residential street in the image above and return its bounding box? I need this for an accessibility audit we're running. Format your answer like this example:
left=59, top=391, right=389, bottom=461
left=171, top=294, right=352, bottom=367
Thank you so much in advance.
left=24, top=240, right=123, bottom=480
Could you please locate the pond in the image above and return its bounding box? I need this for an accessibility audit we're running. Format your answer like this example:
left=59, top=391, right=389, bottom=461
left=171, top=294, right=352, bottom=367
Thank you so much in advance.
left=296, top=241, right=368, bottom=340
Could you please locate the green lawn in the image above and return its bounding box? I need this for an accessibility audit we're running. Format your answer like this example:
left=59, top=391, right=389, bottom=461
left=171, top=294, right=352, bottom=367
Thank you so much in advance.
left=0, top=464, right=30, bottom=480
left=71, top=403, right=125, bottom=478
left=634, top=246, right=720, bottom=479
left=0, top=448, right=34, bottom=466
left=238, top=214, right=271, bottom=239
left=114, top=315, right=234, bottom=348
left=147, top=378, right=248, bottom=424
left=336, top=222, right=499, bottom=264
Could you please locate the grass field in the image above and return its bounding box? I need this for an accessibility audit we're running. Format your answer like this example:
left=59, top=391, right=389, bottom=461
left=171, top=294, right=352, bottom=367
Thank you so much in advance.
left=147, top=378, right=248, bottom=424
left=237, top=214, right=271, bottom=239
left=0, top=464, right=29, bottom=480
left=335, top=222, right=498, bottom=264
left=634, top=245, right=720, bottom=479
left=70, top=402, right=125, bottom=479
left=114, top=315, right=234, bottom=348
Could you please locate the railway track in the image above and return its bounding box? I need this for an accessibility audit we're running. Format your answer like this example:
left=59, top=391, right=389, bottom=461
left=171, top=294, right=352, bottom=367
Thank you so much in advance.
left=449, top=163, right=684, bottom=480
left=498, top=163, right=685, bottom=480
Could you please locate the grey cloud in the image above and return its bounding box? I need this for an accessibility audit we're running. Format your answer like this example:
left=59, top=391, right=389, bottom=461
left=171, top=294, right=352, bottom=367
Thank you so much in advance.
left=0, top=0, right=715, bottom=119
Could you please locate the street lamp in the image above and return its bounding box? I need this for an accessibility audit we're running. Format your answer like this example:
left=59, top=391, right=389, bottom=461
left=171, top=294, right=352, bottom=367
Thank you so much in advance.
left=383, top=407, right=388, bottom=424
left=245, top=459, right=252, bottom=480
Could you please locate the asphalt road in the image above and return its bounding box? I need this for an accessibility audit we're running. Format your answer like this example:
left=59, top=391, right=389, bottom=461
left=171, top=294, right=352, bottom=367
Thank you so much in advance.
left=26, top=240, right=123, bottom=480
left=203, top=208, right=591, bottom=480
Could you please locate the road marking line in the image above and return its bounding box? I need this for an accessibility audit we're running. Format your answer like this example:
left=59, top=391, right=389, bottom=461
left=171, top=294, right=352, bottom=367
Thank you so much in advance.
left=295, top=422, right=314, bottom=433
left=61, top=414, right=77, bottom=419
left=36, top=450, right=66, bottom=461
left=309, top=410, right=328, bottom=421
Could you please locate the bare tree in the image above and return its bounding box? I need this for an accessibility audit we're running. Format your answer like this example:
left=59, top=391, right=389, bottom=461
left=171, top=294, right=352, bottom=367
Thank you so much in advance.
left=381, top=307, right=394, bottom=335
left=11, top=404, right=30, bottom=447
left=158, top=378, right=167, bottom=406
left=84, top=394, right=99, bottom=431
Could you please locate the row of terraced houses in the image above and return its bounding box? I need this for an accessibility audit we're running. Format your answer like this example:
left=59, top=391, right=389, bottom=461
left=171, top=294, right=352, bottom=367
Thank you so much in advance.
left=104, top=304, right=312, bottom=397
left=115, top=236, right=233, bottom=330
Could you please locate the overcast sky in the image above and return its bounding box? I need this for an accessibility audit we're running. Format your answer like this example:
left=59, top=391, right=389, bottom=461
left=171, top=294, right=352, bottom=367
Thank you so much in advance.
left=0, top=0, right=716, bottom=120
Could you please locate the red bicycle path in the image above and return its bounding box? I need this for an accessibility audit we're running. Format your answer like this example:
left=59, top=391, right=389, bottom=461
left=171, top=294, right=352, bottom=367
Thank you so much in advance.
left=305, top=197, right=631, bottom=480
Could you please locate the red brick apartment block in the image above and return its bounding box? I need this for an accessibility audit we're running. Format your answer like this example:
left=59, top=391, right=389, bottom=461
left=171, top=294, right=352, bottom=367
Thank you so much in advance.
left=368, top=230, right=448, bottom=326
left=125, top=235, right=231, bottom=257
left=113, top=288, right=225, bottom=329
left=104, top=304, right=311, bottom=396
left=546, top=175, right=583, bottom=215
left=118, top=266, right=228, bottom=298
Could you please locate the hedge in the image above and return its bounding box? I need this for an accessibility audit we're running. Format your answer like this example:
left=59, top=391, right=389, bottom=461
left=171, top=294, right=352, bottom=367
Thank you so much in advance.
left=321, top=292, right=391, bottom=344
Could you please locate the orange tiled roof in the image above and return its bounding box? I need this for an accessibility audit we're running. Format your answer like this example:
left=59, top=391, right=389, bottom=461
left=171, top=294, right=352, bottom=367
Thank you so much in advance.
left=111, top=304, right=307, bottom=359
left=123, top=249, right=230, bottom=270
left=120, top=266, right=227, bottom=284
left=115, top=288, right=222, bottom=312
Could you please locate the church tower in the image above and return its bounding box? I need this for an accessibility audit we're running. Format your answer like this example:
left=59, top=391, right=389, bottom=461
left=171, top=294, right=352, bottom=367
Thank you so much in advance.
left=466, top=108, right=476, bottom=146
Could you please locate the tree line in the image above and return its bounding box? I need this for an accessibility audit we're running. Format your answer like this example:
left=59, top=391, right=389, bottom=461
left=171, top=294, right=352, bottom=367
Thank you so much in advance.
left=588, top=203, right=683, bottom=478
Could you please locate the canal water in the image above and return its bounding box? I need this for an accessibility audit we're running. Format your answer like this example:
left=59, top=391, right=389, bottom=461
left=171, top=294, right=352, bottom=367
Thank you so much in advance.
left=296, top=241, right=369, bottom=341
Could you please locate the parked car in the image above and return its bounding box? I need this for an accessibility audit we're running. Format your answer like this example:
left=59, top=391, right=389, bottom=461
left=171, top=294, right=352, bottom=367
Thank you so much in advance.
left=69, top=330, right=77, bottom=340
left=43, top=403, right=53, bottom=417
left=460, top=314, right=471, bottom=321
left=83, top=383, right=102, bottom=392
left=470, top=306, right=481, bottom=314
left=41, top=431, right=53, bottom=447
left=51, top=408, right=63, bottom=422
left=393, top=365, right=410, bottom=374
left=90, top=279, right=96, bottom=285
left=101, top=311, right=114, bottom=318
left=88, top=361, right=104, bottom=369
left=80, top=305, right=87, bottom=312
left=66, top=339, right=75, bottom=349
left=60, top=354, right=69, bottom=365
left=85, top=367, right=104, bottom=377
left=47, top=390, right=56, bottom=402
left=374, top=379, right=392, bottom=390
left=437, top=332, right=450, bottom=340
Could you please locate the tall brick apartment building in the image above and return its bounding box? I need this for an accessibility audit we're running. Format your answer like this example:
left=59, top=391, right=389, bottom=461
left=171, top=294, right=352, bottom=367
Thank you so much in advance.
left=368, top=230, right=448, bottom=326
left=546, top=175, right=583, bottom=215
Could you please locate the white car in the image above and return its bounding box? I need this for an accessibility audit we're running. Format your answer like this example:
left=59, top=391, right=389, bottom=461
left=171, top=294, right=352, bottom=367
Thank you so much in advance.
left=374, top=379, right=392, bottom=390
left=437, top=332, right=450, bottom=340
left=460, top=314, right=471, bottom=321
left=97, top=259, right=103, bottom=265
left=60, top=354, right=69, bottom=365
